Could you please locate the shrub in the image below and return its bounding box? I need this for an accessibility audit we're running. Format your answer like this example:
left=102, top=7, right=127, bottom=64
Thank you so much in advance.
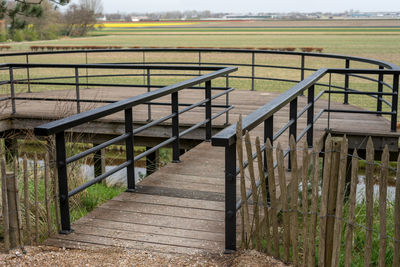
left=12, top=30, right=25, bottom=42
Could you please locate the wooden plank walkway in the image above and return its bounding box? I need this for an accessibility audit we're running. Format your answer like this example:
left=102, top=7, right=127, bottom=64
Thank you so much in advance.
left=2, top=86, right=395, bottom=254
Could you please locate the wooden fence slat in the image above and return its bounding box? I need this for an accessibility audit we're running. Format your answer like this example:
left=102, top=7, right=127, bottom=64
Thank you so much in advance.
left=13, top=158, right=24, bottom=249
left=236, top=116, right=250, bottom=247
left=344, top=149, right=359, bottom=267
left=53, top=161, right=61, bottom=232
left=266, top=139, right=280, bottom=258
left=277, top=143, right=290, bottom=263
left=244, top=131, right=261, bottom=250
left=34, top=152, right=39, bottom=244
left=307, top=139, right=321, bottom=267
left=364, top=137, right=374, bottom=266
left=301, top=140, right=310, bottom=267
left=289, top=135, right=299, bottom=266
left=1, top=158, right=10, bottom=252
left=331, top=137, right=349, bottom=267
left=378, top=145, right=388, bottom=267
left=255, top=136, right=271, bottom=254
left=393, top=153, right=400, bottom=267
left=318, top=134, right=333, bottom=267
left=23, top=155, right=31, bottom=245
left=44, top=152, right=53, bottom=236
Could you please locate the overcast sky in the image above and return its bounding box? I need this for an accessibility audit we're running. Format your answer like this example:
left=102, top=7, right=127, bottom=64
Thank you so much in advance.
left=65, top=0, right=400, bottom=14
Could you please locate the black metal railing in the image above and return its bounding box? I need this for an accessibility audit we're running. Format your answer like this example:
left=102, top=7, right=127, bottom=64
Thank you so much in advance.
left=0, top=48, right=398, bottom=94
left=32, top=64, right=237, bottom=233
left=211, top=68, right=400, bottom=251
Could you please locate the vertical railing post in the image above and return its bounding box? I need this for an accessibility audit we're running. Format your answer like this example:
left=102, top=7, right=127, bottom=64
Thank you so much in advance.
left=205, top=80, right=212, bottom=141
left=300, top=55, right=305, bottom=96
left=344, top=59, right=350, bottom=104
left=224, top=142, right=236, bottom=252
left=288, top=97, right=298, bottom=170
left=55, top=131, right=72, bottom=234
left=171, top=92, right=180, bottom=162
left=264, top=115, right=273, bottom=201
left=9, top=67, right=16, bottom=115
left=85, top=51, right=88, bottom=89
left=125, top=108, right=135, bottom=191
left=307, top=85, right=315, bottom=147
left=25, top=54, right=31, bottom=93
left=251, top=51, right=255, bottom=91
left=225, top=74, right=229, bottom=125
left=391, top=74, right=399, bottom=132
left=74, top=68, right=81, bottom=113
left=198, top=51, right=201, bottom=77
left=377, top=66, right=384, bottom=116
left=300, top=55, right=305, bottom=81
left=147, top=69, right=151, bottom=122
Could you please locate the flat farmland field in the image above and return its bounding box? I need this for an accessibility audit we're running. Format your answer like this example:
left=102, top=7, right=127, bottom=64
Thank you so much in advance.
left=1, top=19, right=399, bottom=117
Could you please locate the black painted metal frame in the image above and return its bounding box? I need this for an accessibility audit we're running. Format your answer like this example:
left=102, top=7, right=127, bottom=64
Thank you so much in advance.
left=31, top=64, right=237, bottom=233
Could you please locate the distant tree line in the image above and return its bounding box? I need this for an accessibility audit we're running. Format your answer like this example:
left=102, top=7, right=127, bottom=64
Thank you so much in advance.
left=0, top=0, right=103, bottom=42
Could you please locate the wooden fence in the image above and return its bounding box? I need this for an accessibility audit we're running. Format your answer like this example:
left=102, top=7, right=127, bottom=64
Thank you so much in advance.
left=237, top=121, right=400, bottom=266
left=0, top=151, right=60, bottom=252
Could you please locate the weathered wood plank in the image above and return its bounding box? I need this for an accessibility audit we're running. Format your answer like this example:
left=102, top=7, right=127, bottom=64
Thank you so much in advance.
left=365, top=138, right=375, bottom=266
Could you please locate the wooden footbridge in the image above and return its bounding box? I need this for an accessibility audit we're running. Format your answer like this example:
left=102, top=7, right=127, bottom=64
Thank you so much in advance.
left=0, top=49, right=398, bottom=255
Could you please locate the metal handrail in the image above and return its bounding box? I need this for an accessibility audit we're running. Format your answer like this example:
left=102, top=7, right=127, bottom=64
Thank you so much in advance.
left=31, top=64, right=237, bottom=234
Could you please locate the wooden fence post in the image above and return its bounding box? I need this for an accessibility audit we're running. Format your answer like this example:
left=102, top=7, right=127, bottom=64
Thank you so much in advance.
left=244, top=131, right=261, bottom=250
left=266, top=139, right=280, bottom=258
left=23, top=155, right=31, bottom=245
left=378, top=145, right=389, bottom=267
left=344, top=150, right=359, bottom=267
left=1, top=158, right=10, bottom=252
left=364, top=138, right=374, bottom=266
left=393, top=153, right=400, bottom=267
left=319, top=134, right=333, bottom=267
left=255, top=136, right=271, bottom=254
left=301, top=140, right=310, bottom=266
left=277, top=143, right=290, bottom=263
left=289, top=136, right=299, bottom=266
left=324, top=138, right=342, bottom=266
left=331, top=137, right=348, bottom=267
left=236, top=116, right=250, bottom=247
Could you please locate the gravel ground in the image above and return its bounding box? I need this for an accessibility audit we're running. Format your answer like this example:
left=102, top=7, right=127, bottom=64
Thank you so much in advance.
left=0, top=246, right=290, bottom=267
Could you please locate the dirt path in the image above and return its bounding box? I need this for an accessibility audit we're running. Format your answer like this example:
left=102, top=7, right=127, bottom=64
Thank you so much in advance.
left=0, top=246, right=289, bottom=267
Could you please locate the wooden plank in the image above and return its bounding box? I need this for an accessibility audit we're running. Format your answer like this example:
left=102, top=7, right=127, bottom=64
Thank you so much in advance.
left=289, top=135, right=299, bottom=266
left=277, top=143, right=290, bottom=263
left=81, top=207, right=224, bottom=233
left=266, top=139, right=280, bottom=258
left=331, top=137, right=348, bottom=267
left=393, top=153, right=400, bottom=267
left=318, top=134, right=332, bottom=267
left=344, top=149, right=359, bottom=267
left=112, top=192, right=224, bottom=211
left=139, top=178, right=224, bottom=193
left=378, top=145, right=388, bottom=267
left=142, top=173, right=225, bottom=186
left=70, top=224, right=223, bottom=251
left=364, top=137, right=375, bottom=267
left=99, top=200, right=224, bottom=221
left=50, top=232, right=209, bottom=255
left=75, top=216, right=224, bottom=242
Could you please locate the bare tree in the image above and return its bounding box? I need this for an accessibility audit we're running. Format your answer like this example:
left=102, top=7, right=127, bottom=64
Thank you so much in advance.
left=63, top=0, right=102, bottom=36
